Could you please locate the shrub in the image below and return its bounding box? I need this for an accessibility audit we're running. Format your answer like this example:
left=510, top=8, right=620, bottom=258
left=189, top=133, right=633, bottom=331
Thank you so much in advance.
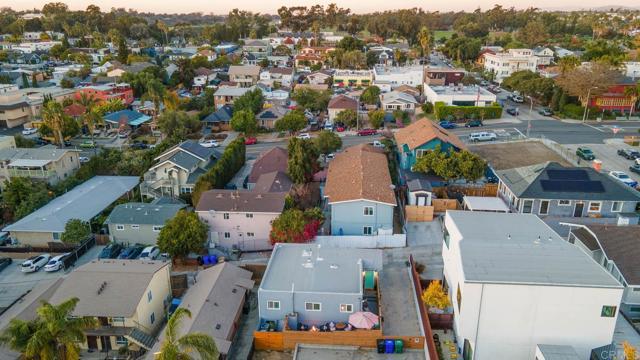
left=433, top=101, right=503, bottom=120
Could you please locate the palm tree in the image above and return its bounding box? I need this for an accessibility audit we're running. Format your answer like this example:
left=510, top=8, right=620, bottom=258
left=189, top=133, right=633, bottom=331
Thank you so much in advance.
left=41, top=101, right=67, bottom=148
left=83, top=108, right=104, bottom=155
left=155, top=308, right=219, bottom=360
left=76, top=92, right=98, bottom=110
left=623, top=82, right=640, bottom=119
left=143, top=79, right=166, bottom=118
left=0, top=298, right=97, bottom=360
left=418, top=26, right=431, bottom=58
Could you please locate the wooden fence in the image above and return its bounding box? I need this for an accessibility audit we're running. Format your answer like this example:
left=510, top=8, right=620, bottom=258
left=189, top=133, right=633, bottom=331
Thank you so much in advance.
left=406, top=205, right=435, bottom=222
left=433, top=184, right=498, bottom=198
left=432, top=199, right=459, bottom=212
left=410, top=255, right=440, bottom=360
left=254, top=329, right=424, bottom=351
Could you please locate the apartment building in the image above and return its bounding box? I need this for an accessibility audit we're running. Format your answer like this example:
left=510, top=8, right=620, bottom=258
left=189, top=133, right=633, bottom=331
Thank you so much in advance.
left=0, top=147, right=81, bottom=187
left=0, top=86, right=75, bottom=128
left=482, top=49, right=539, bottom=83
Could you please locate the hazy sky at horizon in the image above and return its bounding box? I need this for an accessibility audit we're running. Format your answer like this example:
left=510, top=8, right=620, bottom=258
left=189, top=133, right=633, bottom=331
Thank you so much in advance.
left=5, top=0, right=639, bottom=14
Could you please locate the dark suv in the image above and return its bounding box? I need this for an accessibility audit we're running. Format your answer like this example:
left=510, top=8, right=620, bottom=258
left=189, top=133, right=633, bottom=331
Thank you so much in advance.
left=99, top=243, right=124, bottom=259
left=465, top=120, right=483, bottom=128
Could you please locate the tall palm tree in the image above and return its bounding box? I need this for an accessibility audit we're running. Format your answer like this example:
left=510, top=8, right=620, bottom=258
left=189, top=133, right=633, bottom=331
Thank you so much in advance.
left=83, top=108, right=104, bottom=155
left=0, top=298, right=97, bottom=360
left=41, top=101, right=67, bottom=148
left=155, top=308, right=219, bottom=360
left=418, top=26, right=431, bottom=58
left=76, top=92, right=98, bottom=110
left=143, top=79, right=166, bottom=118
left=624, top=82, right=640, bottom=119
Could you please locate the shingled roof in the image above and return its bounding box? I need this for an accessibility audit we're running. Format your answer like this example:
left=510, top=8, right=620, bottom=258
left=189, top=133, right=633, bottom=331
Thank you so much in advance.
left=248, top=147, right=288, bottom=183
left=394, top=118, right=465, bottom=151
left=327, top=94, right=358, bottom=110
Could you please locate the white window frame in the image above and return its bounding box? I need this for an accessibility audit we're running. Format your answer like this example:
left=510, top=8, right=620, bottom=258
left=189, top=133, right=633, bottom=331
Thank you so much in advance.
left=116, top=224, right=124, bottom=231
left=538, top=200, right=550, bottom=215
left=340, top=304, right=353, bottom=313
left=363, top=206, right=374, bottom=216
left=246, top=213, right=253, bottom=218
left=152, top=225, right=163, bottom=232
left=131, top=224, right=140, bottom=230
left=305, top=302, right=321, bottom=311
left=415, top=149, right=428, bottom=158
left=267, top=300, right=280, bottom=310
left=224, top=232, right=231, bottom=239
left=522, top=199, right=533, bottom=214
left=588, top=201, right=602, bottom=213
left=363, top=226, right=373, bottom=235
left=611, top=201, right=623, bottom=212
left=558, top=200, right=571, bottom=206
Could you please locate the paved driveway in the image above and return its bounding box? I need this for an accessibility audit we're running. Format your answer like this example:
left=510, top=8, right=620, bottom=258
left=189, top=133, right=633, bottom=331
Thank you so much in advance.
left=387, top=220, right=444, bottom=281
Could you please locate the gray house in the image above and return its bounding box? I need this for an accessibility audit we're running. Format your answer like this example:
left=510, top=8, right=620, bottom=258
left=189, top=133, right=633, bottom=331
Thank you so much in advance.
left=104, top=202, right=186, bottom=245
left=324, top=144, right=396, bottom=236
left=258, top=243, right=382, bottom=327
left=496, top=162, right=640, bottom=218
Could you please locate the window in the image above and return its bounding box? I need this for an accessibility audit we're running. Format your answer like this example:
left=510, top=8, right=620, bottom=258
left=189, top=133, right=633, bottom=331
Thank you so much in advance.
left=630, top=306, right=640, bottom=313
left=131, top=224, right=140, bottom=230
left=223, top=213, right=230, bottom=220
left=116, top=225, right=124, bottom=231
left=416, top=149, right=428, bottom=158
left=224, top=232, right=231, bottom=239
left=153, top=225, right=163, bottom=232
left=116, top=336, right=128, bottom=345
left=267, top=300, right=280, bottom=310
left=150, top=312, right=155, bottom=324
left=558, top=200, right=571, bottom=206
left=363, top=206, right=374, bottom=216
left=147, top=290, right=152, bottom=302
left=246, top=213, right=253, bottom=218
left=247, top=232, right=255, bottom=237
left=539, top=200, right=549, bottom=215
left=340, top=304, right=353, bottom=313
left=611, top=201, right=623, bottom=212
left=522, top=200, right=533, bottom=213
left=305, top=302, right=321, bottom=311
left=111, top=317, right=125, bottom=323
left=53, top=232, right=60, bottom=240
left=180, top=187, right=193, bottom=194
left=601, top=305, right=617, bottom=317
left=443, top=228, right=450, bottom=249
left=588, top=201, right=602, bottom=213
left=363, top=226, right=373, bottom=235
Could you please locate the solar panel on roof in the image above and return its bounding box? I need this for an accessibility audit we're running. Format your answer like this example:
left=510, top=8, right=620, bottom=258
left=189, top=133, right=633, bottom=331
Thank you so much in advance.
left=540, top=179, right=605, bottom=193
left=546, top=169, right=589, bottom=180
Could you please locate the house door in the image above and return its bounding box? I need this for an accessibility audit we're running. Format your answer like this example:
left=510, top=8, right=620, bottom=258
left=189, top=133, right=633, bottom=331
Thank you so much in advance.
left=573, top=202, right=584, bottom=217
left=416, top=195, right=427, bottom=206
left=100, top=336, right=111, bottom=351
left=87, top=336, right=98, bottom=350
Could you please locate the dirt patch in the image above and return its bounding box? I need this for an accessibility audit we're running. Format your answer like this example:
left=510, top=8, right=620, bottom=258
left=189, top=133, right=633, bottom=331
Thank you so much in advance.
left=469, top=141, right=571, bottom=170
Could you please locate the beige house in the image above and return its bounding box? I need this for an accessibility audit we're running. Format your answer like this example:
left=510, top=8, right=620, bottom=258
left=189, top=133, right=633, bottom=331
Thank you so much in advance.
left=0, top=86, right=75, bottom=128
left=49, top=260, right=172, bottom=353
left=0, top=147, right=81, bottom=187
left=0, top=135, right=16, bottom=150
left=327, top=94, right=358, bottom=122
left=228, top=65, right=261, bottom=88
left=213, top=86, right=253, bottom=110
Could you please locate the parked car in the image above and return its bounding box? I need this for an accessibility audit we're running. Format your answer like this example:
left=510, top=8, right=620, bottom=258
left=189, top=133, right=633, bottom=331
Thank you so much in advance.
left=468, top=132, right=497, bottom=142
left=618, top=149, right=640, bottom=160
left=506, top=108, right=519, bottom=116
left=576, top=147, right=595, bottom=160
left=438, top=120, right=457, bottom=129
left=98, top=243, right=123, bottom=259
left=335, top=126, right=345, bottom=132
left=21, top=254, right=51, bottom=273
left=129, top=142, right=147, bottom=150
left=357, top=129, right=378, bottom=136
left=538, top=108, right=553, bottom=116
left=630, top=164, right=640, bottom=175
left=44, top=253, right=70, bottom=272
left=465, top=120, right=483, bottom=128
left=511, top=95, right=524, bottom=103
left=118, top=246, right=144, bottom=259
left=140, top=246, right=161, bottom=260
left=0, top=257, right=12, bottom=272
left=297, top=133, right=311, bottom=139
left=200, top=139, right=219, bottom=148
left=480, top=80, right=489, bottom=86
left=22, top=127, right=38, bottom=135
left=78, top=156, right=90, bottom=163
left=79, top=140, right=95, bottom=149
left=325, top=153, right=336, bottom=160
left=118, top=131, right=130, bottom=139
left=609, top=171, right=638, bottom=188
left=245, top=137, right=257, bottom=145
left=372, top=140, right=385, bottom=148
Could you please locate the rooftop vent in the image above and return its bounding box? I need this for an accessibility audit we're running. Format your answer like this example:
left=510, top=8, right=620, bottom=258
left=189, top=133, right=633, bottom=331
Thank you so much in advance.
left=232, top=288, right=237, bottom=293
left=302, top=259, right=314, bottom=268
left=302, top=249, right=312, bottom=257
left=97, top=281, right=107, bottom=295
left=215, top=324, right=221, bottom=330
left=330, top=264, right=339, bottom=269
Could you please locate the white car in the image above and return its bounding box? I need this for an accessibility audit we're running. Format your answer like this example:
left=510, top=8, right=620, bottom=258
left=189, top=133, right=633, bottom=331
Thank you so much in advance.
left=44, top=253, right=70, bottom=272
left=21, top=254, right=51, bottom=273
left=372, top=140, right=385, bottom=148
left=200, top=139, right=219, bottom=148
left=297, top=133, right=311, bottom=140
left=608, top=171, right=638, bottom=188
left=468, top=132, right=497, bottom=142
left=22, top=127, right=38, bottom=135
left=139, top=246, right=160, bottom=260
left=511, top=95, right=524, bottom=103
left=79, top=156, right=90, bottom=163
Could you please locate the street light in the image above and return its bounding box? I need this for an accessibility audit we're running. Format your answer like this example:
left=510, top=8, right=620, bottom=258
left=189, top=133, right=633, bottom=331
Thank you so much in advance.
left=582, top=86, right=599, bottom=123
left=526, top=95, right=534, bottom=138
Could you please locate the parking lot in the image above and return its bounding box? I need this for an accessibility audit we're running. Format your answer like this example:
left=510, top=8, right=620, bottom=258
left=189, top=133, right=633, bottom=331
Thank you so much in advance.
left=563, top=141, right=640, bottom=183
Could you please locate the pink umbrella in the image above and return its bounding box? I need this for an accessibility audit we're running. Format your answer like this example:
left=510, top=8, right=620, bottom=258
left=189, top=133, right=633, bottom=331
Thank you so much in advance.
left=348, top=311, right=379, bottom=329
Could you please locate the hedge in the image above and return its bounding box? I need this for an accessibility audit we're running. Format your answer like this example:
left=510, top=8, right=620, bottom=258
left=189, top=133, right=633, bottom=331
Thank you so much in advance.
left=192, top=137, right=246, bottom=205
left=434, top=101, right=503, bottom=121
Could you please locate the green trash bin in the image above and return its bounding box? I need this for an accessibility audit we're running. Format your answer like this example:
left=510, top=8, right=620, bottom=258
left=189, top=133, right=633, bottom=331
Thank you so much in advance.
left=394, top=339, right=404, bottom=353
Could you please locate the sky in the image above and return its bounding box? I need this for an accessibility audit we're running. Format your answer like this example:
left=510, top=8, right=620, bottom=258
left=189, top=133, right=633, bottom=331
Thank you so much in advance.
left=4, top=0, right=640, bottom=14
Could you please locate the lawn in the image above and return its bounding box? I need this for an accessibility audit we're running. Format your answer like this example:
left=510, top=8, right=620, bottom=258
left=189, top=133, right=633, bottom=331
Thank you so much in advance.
left=434, top=30, right=455, bottom=41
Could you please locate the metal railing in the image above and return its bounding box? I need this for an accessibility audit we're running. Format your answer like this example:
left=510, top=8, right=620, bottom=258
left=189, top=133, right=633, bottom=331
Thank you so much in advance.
left=8, top=168, right=56, bottom=178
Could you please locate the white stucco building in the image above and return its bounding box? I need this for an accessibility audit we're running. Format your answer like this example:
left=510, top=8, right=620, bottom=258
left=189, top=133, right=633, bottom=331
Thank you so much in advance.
left=424, top=85, right=497, bottom=107
left=373, top=65, right=424, bottom=89
left=442, top=211, right=623, bottom=360
left=482, top=49, right=539, bottom=83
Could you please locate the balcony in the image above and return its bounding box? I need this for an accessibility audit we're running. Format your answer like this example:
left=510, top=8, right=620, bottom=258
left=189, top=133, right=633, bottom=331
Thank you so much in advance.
left=8, top=168, right=56, bottom=179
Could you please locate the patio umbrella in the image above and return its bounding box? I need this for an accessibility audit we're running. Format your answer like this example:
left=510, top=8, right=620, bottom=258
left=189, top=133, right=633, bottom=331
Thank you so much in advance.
left=349, top=311, right=379, bottom=329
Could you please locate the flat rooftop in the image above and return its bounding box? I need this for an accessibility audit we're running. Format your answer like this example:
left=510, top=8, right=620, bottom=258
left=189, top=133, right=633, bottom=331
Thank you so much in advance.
left=260, top=244, right=382, bottom=294
left=447, top=211, right=622, bottom=288
left=428, top=85, right=495, bottom=96
left=294, top=345, right=425, bottom=360
left=374, top=65, right=423, bottom=75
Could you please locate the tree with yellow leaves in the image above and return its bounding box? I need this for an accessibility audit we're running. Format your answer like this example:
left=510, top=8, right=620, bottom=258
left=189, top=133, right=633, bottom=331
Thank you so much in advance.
left=624, top=341, right=638, bottom=360
left=421, top=280, right=451, bottom=310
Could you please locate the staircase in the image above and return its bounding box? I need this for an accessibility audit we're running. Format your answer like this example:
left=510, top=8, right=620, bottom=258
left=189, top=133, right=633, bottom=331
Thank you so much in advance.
left=126, top=328, right=156, bottom=350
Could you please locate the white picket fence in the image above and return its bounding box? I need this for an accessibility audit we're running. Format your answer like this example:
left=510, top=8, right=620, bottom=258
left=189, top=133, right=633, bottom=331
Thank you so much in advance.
left=313, top=234, right=406, bottom=248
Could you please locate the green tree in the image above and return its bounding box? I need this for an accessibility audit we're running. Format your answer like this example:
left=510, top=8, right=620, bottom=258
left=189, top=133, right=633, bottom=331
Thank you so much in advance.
left=287, top=137, right=319, bottom=184
left=291, top=88, right=331, bottom=112
left=269, top=208, right=324, bottom=244
left=360, top=86, right=380, bottom=105
left=157, top=111, right=201, bottom=140
left=0, top=297, right=97, bottom=360
left=2, top=177, right=51, bottom=221
left=157, top=210, right=208, bottom=261
left=233, top=88, right=264, bottom=114
left=413, top=146, right=486, bottom=181
left=335, top=109, right=358, bottom=128
left=155, top=308, right=219, bottom=360
left=14, top=135, right=36, bottom=148
left=41, top=101, right=68, bottom=147
left=60, top=78, right=74, bottom=89
left=313, top=130, right=342, bottom=155
left=230, top=109, right=257, bottom=135
left=117, top=36, right=129, bottom=64
left=418, top=26, right=431, bottom=57
left=368, top=109, right=385, bottom=129
left=60, top=219, right=91, bottom=244
left=275, top=110, right=307, bottom=134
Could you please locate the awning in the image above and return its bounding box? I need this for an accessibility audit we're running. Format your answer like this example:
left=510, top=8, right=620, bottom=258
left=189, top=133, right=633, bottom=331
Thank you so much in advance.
left=9, top=159, right=51, bottom=167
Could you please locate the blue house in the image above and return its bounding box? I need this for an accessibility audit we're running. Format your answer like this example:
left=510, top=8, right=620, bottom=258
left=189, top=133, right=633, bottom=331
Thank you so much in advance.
left=324, top=144, right=396, bottom=236
left=202, top=105, right=233, bottom=130
left=104, top=110, right=152, bottom=129
left=394, top=119, right=465, bottom=170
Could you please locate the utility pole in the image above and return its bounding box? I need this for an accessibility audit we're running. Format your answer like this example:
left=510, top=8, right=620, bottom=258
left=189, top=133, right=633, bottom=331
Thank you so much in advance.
left=526, top=95, right=533, bottom=138
left=582, top=87, right=597, bottom=123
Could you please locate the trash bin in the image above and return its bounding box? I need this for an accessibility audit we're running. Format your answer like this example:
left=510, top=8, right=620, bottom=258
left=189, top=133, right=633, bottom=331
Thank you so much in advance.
left=385, top=339, right=395, bottom=354
left=209, top=255, right=218, bottom=264
left=377, top=339, right=385, bottom=354
left=394, top=339, right=404, bottom=353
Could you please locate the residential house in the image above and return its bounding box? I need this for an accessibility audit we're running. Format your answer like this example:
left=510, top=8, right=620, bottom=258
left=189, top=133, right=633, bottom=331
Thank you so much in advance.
left=423, top=84, right=497, bottom=106
left=333, top=69, right=373, bottom=88
left=379, top=90, right=419, bottom=112
left=0, top=135, right=15, bottom=150
left=305, top=70, right=333, bottom=85
left=141, top=140, right=220, bottom=198
left=533, top=46, right=555, bottom=66
left=442, top=211, right=623, bottom=360
left=52, top=64, right=85, bottom=85
left=324, top=144, right=396, bottom=236
left=258, top=84, right=290, bottom=101
left=495, top=162, right=640, bottom=217
left=228, top=65, right=261, bottom=88
left=257, top=106, right=288, bottom=129
left=49, top=260, right=172, bottom=353
left=373, top=65, right=423, bottom=89
left=259, top=67, right=294, bottom=88
left=145, top=263, right=254, bottom=359
left=195, top=48, right=217, bottom=61
left=74, top=83, right=134, bottom=105
left=214, top=86, right=253, bottom=109
left=367, top=46, right=394, bottom=66
left=0, top=147, right=81, bottom=187
left=588, top=77, right=638, bottom=114
left=2, top=176, right=139, bottom=246
left=568, top=223, right=640, bottom=319
left=394, top=118, right=465, bottom=170
left=258, top=243, right=383, bottom=326
left=327, top=94, right=358, bottom=123
left=63, top=103, right=86, bottom=120
left=196, top=189, right=287, bottom=251
left=104, top=202, right=186, bottom=245
left=103, top=109, right=152, bottom=130
left=554, top=47, right=576, bottom=58
left=294, top=47, right=335, bottom=68
left=193, top=67, right=216, bottom=89
left=0, top=86, right=75, bottom=128
left=623, top=61, right=640, bottom=79
left=202, top=104, right=233, bottom=131
left=267, top=55, right=290, bottom=67
left=247, top=147, right=289, bottom=189
left=424, top=66, right=466, bottom=86
left=482, top=49, right=539, bottom=83
left=242, top=39, right=272, bottom=60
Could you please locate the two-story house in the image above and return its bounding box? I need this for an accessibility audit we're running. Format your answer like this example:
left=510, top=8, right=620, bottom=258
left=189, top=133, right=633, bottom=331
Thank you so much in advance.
left=324, top=144, right=396, bottom=236
left=393, top=119, right=465, bottom=171
left=259, top=67, right=294, bottom=88
left=228, top=65, right=261, bottom=88
left=496, top=162, right=640, bottom=218
left=104, top=202, right=186, bottom=245
left=242, top=39, right=272, bottom=61
left=48, top=260, right=172, bottom=353
left=327, top=94, right=358, bottom=123
left=482, top=49, right=539, bottom=83
left=0, top=147, right=81, bottom=187
left=213, top=86, right=254, bottom=109
left=247, top=147, right=288, bottom=189
left=533, top=46, right=555, bottom=66
left=141, top=140, right=220, bottom=198
left=258, top=243, right=383, bottom=326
